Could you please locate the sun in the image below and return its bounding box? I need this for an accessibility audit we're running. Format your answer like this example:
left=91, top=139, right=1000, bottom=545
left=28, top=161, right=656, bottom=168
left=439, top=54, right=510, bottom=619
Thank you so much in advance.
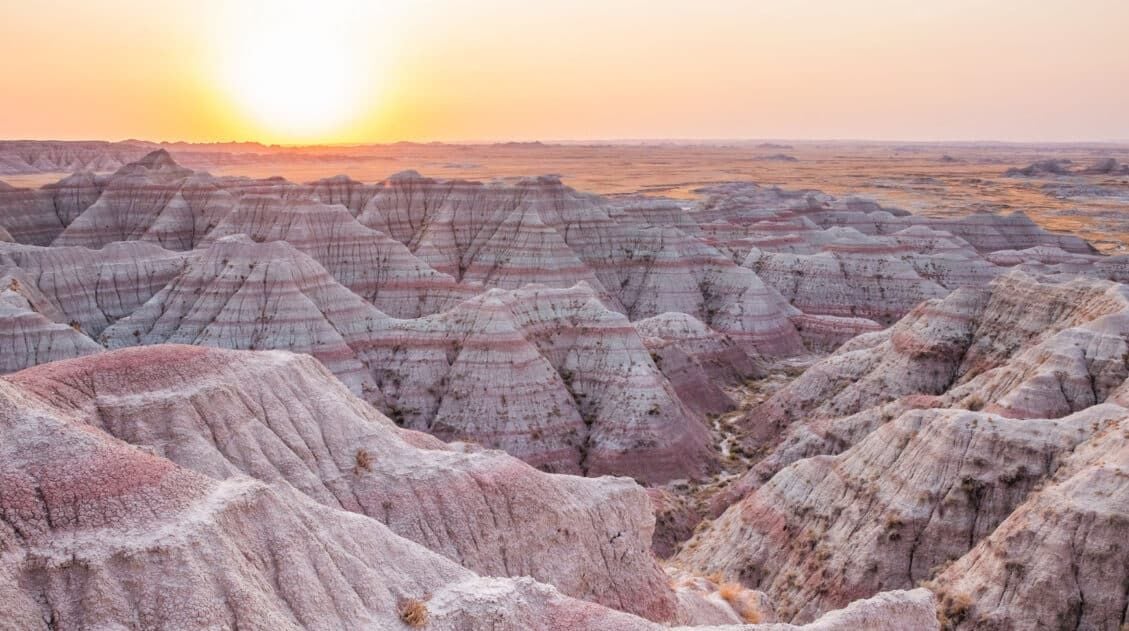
left=215, top=2, right=369, bottom=142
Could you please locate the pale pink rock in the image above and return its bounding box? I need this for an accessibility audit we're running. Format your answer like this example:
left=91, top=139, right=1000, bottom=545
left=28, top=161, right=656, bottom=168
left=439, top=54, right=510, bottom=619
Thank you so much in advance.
left=8, top=345, right=684, bottom=621
left=676, top=405, right=1123, bottom=623
left=0, top=240, right=185, bottom=335
left=358, top=283, right=717, bottom=482
left=358, top=172, right=804, bottom=356
left=931, top=410, right=1129, bottom=629
left=200, top=194, right=474, bottom=317
left=0, top=344, right=941, bottom=629
left=0, top=276, right=102, bottom=372
left=99, top=235, right=385, bottom=402
left=637, top=312, right=763, bottom=416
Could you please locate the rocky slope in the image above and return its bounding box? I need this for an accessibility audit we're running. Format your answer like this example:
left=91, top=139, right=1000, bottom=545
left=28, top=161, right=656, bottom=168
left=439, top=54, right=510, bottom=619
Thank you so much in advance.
left=99, top=236, right=385, bottom=401
left=199, top=194, right=472, bottom=317
left=87, top=237, right=711, bottom=482
left=0, top=345, right=940, bottom=630
left=0, top=240, right=185, bottom=336
left=357, top=171, right=805, bottom=356
left=672, top=272, right=1129, bottom=628
left=0, top=274, right=102, bottom=372
left=356, top=283, right=717, bottom=482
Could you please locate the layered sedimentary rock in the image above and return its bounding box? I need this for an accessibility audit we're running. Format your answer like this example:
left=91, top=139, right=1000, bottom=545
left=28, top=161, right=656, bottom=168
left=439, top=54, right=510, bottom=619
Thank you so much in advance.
left=0, top=356, right=667, bottom=629
left=90, top=238, right=708, bottom=482
left=8, top=345, right=680, bottom=621
left=742, top=271, right=1129, bottom=456
left=636, top=312, right=763, bottom=416
left=676, top=405, right=1124, bottom=623
left=358, top=172, right=612, bottom=293
left=357, top=283, right=716, bottom=483
left=743, top=245, right=948, bottom=324
left=200, top=194, right=473, bottom=317
left=3, top=154, right=808, bottom=359
left=666, top=271, right=1129, bottom=629
left=693, top=182, right=1095, bottom=255
left=307, top=174, right=379, bottom=216
left=0, top=240, right=185, bottom=336
left=930, top=410, right=1129, bottom=630
left=0, top=274, right=102, bottom=372
left=51, top=150, right=237, bottom=250
left=100, top=236, right=384, bottom=401
left=358, top=172, right=804, bottom=356
left=0, top=139, right=154, bottom=174
left=0, top=345, right=940, bottom=630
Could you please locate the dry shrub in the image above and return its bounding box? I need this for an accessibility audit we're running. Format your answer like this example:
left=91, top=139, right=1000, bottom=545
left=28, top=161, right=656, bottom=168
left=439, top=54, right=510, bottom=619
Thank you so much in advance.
left=399, top=598, right=428, bottom=627
left=936, top=590, right=973, bottom=630
left=718, top=582, right=763, bottom=624
left=354, top=448, right=373, bottom=474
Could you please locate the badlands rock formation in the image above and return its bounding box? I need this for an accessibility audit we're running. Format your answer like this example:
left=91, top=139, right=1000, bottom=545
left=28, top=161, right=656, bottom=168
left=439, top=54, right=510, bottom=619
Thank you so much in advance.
left=673, top=271, right=1129, bottom=628
left=356, top=283, right=716, bottom=482
left=3, top=145, right=1121, bottom=629
left=99, top=236, right=385, bottom=402
left=357, top=171, right=804, bottom=356
left=1006, top=156, right=1129, bottom=177
left=0, top=139, right=155, bottom=175
left=0, top=274, right=102, bottom=372
left=0, top=344, right=940, bottom=630
left=199, top=194, right=472, bottom=317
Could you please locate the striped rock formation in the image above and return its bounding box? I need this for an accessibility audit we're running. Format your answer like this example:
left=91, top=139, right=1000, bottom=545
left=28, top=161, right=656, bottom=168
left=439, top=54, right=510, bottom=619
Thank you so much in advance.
left=0, top=138, right=154, bottom=174
left=99, top=235, right=385, bottom=402
left=930, top=408, right=1129, bottom=629
left=357, top=171, right=804, bottom=356
left=739, top=271, right=1129, bottom=456
left=0, top=345, right=940, bottom=630
left=357, top=283, right=716, bottom=483
left=0, top=172, right=104, bottom=245
left=0, top=240, right=185, bottom=336
left=200, top=194, right=473, bottom=317
left=670, top=273, right=1129, bottom=628
left=88, top=238, right=710, bottom=482
left=693, top=182, right=1095, bottom=256
left=0, top=273, right=102, bottom=372
left=672, top=401, right=1124, bottom=623
left=636, top=312, right=763, bottom=416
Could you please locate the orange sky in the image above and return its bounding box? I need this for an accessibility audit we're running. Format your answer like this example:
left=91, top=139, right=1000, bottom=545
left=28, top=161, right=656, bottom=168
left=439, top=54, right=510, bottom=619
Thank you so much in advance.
left=3, top=0, right=1128, bottom=144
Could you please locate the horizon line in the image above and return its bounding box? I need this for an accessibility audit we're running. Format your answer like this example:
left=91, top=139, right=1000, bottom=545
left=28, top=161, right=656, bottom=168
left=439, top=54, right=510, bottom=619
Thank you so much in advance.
left=4, top=137, right=1129, bottom=149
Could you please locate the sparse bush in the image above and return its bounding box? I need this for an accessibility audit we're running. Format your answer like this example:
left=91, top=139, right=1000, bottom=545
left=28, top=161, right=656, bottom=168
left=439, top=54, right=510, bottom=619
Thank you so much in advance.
left=936, top=590, right=973, bottom=629
left=399, top=598, right=428, bottom=627
left=717, top=582, right=762, bottom=623
left=964, top=395, right=985, bottom=411
left=354, top=448, right=373, bottom=474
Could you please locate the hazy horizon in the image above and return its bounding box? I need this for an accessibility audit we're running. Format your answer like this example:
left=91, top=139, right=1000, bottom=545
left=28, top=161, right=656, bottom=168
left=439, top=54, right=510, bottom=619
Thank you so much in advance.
left=4, top=0, right=1128, bottom=144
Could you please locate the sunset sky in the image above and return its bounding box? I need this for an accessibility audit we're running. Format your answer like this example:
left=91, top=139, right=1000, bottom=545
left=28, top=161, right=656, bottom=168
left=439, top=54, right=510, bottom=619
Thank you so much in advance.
left=4, top=0, right=1128, bottom=144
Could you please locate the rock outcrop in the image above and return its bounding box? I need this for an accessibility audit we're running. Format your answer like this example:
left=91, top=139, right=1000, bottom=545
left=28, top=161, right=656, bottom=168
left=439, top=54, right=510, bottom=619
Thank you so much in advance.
left=0, top=274, right=102, bottom=372
left=99, top=236, right=384, bottom=402
left=636, top=312, right=763, bottom=416
left=357, top=283, right=716, bottom=482
left=200, top=194, right=473, bottom=317
left=671, top=271, right=1129, bottom=629
left=357, top=171, right=805, bottom=356
left=0, top=240, right=185, bottom=336
left=0, top=345, right=941, bottom=630
left=676, top=405, right=1123, bottom=622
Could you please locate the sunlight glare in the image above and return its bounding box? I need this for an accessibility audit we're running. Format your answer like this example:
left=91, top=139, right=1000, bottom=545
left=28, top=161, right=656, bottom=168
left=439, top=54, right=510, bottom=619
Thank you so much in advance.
left=215, top=0, right=375, bottom=141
